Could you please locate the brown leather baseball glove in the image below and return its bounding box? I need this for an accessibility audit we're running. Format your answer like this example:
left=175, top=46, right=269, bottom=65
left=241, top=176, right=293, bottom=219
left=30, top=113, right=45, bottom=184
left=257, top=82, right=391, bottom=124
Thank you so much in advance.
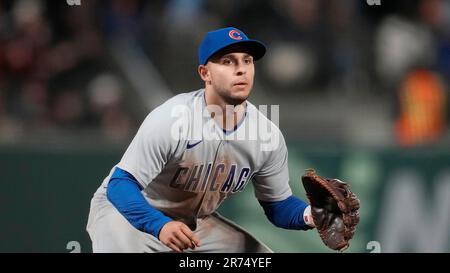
left=301, top=169, right=360, bottom=251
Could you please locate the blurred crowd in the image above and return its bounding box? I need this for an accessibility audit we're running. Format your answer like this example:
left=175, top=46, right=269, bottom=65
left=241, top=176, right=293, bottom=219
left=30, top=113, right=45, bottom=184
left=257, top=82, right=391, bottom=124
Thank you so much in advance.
left=0, top=0, right=137, bottom=144
left=0, top=0, right=449, bottom=146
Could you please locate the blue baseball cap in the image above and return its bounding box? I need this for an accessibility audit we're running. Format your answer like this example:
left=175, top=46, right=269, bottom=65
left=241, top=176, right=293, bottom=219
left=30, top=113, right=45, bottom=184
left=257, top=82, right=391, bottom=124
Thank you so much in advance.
left=198, top=27, right=266, bottom=65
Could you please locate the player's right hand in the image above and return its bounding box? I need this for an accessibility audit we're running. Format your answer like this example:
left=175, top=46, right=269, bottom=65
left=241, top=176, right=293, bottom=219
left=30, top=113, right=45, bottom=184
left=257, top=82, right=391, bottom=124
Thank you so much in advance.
left=159, top=221, right=201, bottom=253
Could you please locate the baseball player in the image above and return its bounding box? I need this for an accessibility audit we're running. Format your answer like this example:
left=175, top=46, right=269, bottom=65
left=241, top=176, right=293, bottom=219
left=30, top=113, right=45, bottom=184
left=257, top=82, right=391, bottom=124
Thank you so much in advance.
left=86, top=27, right=316, bottom=253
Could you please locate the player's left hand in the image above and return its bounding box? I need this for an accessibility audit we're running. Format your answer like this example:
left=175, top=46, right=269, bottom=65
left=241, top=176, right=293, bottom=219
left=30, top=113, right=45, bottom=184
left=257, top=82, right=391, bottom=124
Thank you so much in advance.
left=301, top=169, right=360, bottom=251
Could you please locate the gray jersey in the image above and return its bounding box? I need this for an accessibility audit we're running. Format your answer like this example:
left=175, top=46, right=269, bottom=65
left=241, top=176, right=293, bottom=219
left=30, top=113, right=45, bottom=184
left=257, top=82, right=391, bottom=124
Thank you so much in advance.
left=94, top=89, right=292, bottom=228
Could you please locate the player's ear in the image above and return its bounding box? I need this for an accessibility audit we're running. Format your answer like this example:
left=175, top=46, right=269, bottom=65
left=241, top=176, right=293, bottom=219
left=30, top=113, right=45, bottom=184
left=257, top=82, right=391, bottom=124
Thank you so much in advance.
left=198, top=65, right=211, bottom=83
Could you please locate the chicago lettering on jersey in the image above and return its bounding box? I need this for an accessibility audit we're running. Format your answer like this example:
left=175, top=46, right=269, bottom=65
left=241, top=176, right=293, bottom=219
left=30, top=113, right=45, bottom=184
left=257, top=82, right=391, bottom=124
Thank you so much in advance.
left=169, top=163, right=251, bottom=193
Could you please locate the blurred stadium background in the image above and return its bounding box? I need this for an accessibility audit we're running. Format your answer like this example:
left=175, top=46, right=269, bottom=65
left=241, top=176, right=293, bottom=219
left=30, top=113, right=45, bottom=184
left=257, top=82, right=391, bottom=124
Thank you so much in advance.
left=1, top=0, right=450, bottom=253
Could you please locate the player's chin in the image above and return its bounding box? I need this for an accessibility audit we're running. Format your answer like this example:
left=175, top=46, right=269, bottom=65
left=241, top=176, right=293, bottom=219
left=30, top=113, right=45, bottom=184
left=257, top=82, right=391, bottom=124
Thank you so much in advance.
left=230, top=85, right=251, bottom=99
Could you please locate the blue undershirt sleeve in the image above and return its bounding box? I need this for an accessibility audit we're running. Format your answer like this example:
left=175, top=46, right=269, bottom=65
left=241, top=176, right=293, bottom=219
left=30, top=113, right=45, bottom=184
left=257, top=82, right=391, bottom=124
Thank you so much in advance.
left=258, top=195, right=313, bottom=230
left=106, top=167, right=173, bottom=239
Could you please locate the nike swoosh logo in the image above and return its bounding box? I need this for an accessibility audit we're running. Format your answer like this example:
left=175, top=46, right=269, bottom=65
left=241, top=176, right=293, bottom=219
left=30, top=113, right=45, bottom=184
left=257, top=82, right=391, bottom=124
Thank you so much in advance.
left=186, top=140, right=203, bottom=149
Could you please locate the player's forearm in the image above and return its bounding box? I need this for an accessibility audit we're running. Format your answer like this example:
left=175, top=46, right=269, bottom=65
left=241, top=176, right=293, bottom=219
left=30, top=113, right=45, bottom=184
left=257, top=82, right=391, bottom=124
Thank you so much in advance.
left=106, top=167, right=173, bottom=238
left=258, top=195, right=314, bottom=230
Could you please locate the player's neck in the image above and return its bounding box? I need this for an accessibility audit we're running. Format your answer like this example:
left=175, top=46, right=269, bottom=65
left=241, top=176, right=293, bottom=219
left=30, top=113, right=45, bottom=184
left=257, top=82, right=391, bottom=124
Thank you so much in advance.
left=204, top=88, right=247, bottom=131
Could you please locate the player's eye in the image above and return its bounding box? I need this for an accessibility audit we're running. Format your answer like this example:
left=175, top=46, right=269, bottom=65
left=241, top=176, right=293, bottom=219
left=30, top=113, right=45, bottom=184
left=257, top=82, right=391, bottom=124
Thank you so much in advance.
left=222, top=58, right=233, bottom=65
left=244, top=58, right=253, bottom=64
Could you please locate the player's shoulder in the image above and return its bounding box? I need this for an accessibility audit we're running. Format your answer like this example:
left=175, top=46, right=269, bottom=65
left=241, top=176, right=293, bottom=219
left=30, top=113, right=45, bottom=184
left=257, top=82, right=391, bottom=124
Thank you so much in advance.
left=148, top=89, right=203, bottom=115
left=163, top=89, right=204, bottom=106
left=246, top=100, right=286, bottom=151
left=246, top=100, right=282, bottom=134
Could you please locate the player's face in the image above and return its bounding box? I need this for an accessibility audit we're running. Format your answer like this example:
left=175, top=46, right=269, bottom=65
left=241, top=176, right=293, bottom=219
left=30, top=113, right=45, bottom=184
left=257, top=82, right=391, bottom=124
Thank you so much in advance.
left=201, top=51, right=255, bottom=105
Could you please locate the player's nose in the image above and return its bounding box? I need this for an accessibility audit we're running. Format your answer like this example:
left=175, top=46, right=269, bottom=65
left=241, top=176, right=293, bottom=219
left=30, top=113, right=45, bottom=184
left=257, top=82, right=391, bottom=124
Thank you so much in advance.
left=235, top=61, right=247, bottom=75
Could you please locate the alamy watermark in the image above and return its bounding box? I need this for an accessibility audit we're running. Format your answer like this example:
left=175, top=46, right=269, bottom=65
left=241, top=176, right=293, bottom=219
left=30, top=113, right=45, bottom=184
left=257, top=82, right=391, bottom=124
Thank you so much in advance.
left=170, top=103, right=280, bottom=151
left=366, top=0, right=381, bottom=6
left=66, top=0, right=81, bottom=6
left=66, top=241, right=81, bottom=253
left=366, top=241, right=381, bottom=253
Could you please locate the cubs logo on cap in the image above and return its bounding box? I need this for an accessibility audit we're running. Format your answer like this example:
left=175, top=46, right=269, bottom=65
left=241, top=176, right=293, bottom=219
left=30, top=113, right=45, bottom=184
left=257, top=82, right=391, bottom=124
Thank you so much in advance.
left=228, top=30, right=243, bottom=40
left=198, top=27, right=266, bottom=65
